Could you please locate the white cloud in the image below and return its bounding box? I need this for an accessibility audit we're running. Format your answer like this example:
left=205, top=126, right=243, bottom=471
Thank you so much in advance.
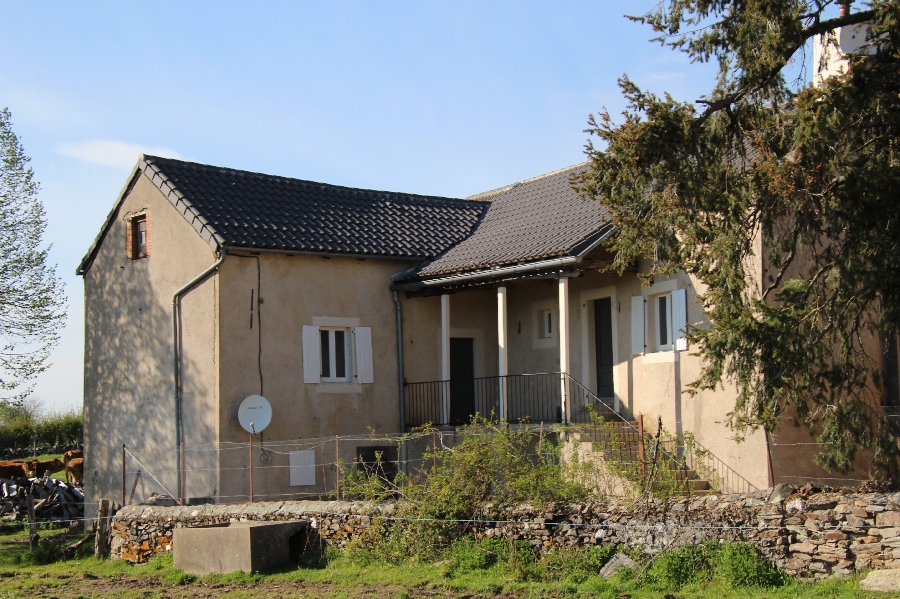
left=57, top=140, right=183, bottom=169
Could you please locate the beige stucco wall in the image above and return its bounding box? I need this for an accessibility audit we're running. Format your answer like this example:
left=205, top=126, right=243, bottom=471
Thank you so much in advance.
left=82, top=174, right=220, bottom=514
left=415, top=265, right=773, bottom=491
left=216, top=253, right=413, bottom=502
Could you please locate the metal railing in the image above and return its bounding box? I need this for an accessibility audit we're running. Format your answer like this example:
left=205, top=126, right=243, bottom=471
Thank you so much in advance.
left=405, top=371, right=759, bottom=494
left=567, top=374, right=758, bottom=494
left=404, top=372, right=563, bottom=427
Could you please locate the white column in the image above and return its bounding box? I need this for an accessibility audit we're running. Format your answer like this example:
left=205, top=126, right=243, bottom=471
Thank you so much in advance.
left=441, top=294, right=450, bottom=425
left=558, top=277, right=570, bottom=423
left=497, top=286, right=508, bottom=421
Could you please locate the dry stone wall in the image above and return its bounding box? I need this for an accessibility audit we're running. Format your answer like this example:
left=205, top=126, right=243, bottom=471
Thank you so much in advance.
left=110, top=486, right=900, bottom=579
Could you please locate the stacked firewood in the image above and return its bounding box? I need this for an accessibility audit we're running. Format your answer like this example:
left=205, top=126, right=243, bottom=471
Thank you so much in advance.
left=1, top=456, right=85, bottom=523
left=0, top=475, right=85, bottom=523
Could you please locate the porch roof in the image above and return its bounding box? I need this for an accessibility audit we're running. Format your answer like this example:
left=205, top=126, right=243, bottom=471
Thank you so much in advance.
left=391, top=163, right=612, bottom=287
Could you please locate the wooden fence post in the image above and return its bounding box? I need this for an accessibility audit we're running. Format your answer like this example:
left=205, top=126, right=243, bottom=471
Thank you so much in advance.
left=122, top=444, right=126, bottom=507
left=94, top=499, right=110, bottom=558
left=537, top=421, right=545, bottom=461
left=129, top=470, right=142, bottom=505
left=638, top=414, right=646, bottom=481
left=334, top=436, right=341, bottom=501
left=27, top=490, right=38, bottom=551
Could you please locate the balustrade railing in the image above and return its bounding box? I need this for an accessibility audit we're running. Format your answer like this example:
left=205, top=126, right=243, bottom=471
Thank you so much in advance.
left=404, top=372, right=563, bottom=427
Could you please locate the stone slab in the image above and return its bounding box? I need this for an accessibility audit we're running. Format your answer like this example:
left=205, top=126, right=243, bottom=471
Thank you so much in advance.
left=173, top=521, right=306, bottom=575
left=860, top=569, right=900, bottom=592
left=599, top=552, right=638, bottom=579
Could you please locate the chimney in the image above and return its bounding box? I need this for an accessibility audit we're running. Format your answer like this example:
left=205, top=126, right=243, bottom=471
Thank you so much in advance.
left=840, top=2, right=851, bottom=17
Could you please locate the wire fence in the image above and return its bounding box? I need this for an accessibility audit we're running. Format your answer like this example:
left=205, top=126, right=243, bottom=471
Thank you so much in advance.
left=105, top=423, right=897, bottom=509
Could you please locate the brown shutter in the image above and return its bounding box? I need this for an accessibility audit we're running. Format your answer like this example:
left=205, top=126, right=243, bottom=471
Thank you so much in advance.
left=145, top=212, right=151, bottom=257
left=125, top=217, right=134, bottom=260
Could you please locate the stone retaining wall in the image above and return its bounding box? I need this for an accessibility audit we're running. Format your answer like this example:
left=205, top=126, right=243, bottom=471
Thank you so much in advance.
left=110, top=486, right=900, bottom=579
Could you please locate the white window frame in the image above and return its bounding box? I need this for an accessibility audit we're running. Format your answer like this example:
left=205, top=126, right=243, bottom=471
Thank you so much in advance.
left=639, top=280, right=689, bottom=358
left=320, top=326, right=352, bottom=383
left=531, top=300, right=557, bottom=349
left=654, top=293, right=674, bottom=352
left=539, top=309, right=553, bottom=339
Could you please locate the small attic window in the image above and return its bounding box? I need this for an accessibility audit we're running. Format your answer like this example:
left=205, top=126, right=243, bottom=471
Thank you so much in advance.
left=127, top=213, right=150, bottom=260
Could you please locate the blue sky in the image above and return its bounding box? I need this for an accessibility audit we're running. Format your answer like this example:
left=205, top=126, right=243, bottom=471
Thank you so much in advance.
left=0, top=1, right=812, bottom=410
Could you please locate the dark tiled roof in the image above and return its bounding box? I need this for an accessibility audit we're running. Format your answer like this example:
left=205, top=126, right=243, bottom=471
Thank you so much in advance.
left=78, top=156, right=489, bottom=274
left=396, top=163, right=610, bottom=281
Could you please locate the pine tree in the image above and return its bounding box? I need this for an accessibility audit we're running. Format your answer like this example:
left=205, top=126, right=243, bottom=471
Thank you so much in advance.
left=575, top=1, right=900, bottom=471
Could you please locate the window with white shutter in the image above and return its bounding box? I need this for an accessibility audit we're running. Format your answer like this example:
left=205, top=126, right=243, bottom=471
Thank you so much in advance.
left=631, top=296, right=645, bottom=356
left=353, top=326, right=374, bottom=384
left=303, top=321, right=374, bottom=385
left=672, top=288, right=688, bottom=351
left=302, top=325, right=321, bottom=383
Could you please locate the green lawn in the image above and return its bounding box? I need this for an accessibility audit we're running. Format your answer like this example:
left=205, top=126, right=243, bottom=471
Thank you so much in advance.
left=0, top=523, right=898, bottom=598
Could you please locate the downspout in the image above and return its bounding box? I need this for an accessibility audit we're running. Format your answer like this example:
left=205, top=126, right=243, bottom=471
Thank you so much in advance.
left=173, top=248, right=227, bottom=504
left=392, top=291, right=408, bottom=476
left=392, top=291, right=406, bottom=432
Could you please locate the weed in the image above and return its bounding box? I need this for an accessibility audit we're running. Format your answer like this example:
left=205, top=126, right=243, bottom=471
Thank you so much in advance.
left=162, top=569, right=196, bottom=585
left=715, top=543, right=787, bottom=588
left=645, top=543, right=718, bottom=589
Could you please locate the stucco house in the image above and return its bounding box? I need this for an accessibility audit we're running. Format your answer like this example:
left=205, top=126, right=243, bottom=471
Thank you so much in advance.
left=78, top=155, right=895, bottom=510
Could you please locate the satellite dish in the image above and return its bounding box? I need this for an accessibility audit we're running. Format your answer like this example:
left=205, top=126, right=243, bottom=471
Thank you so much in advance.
left=238, top=395, right=272, bottom=434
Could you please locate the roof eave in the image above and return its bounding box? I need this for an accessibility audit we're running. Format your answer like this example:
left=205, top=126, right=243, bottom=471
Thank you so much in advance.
left=390, top=223, right=616, bottom=292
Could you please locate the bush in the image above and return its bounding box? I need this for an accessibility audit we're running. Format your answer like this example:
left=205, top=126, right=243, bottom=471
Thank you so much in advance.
left=341, top=419, right=592, bottom=562
left=715, top=543, right=786, bottom=588
left=0, top=400, right=82, bottom=450
left=646, top=542, right=719, bottom=589
left=534, top=544, right=617, bottom=583
left=644, top=542, right=785, bottom=590
left=448, top=537, right=508, bottom=573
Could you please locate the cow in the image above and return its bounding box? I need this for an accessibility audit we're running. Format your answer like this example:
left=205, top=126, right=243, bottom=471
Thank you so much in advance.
left=62, top=449, right=83, bottom=466
left=62, top=450, right=83, bottom=482
left=65, top=457, right=84, bottom=485
left=0, top=461, right=29, bottom=480
left=30, top=458, right=65, bottom=479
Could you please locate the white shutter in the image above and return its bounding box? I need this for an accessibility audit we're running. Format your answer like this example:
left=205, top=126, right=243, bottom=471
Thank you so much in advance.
left=302, top=325, right=321, bottom=383
left=673, top=288, right=688, bottom=351
left=353, top=326, right=374, bottom=384
left=631, top=296, right=645, bottom=356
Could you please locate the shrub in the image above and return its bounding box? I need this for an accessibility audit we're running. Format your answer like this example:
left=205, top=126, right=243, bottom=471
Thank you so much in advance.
left=645, top=542, right=719, bottom=589
left=0, top=401, right=82, bottom=450
left=448, top=537, right=507, bottom=573
left=715, top=543, right=786, bottom=588
left=340, top=419, right=592, bottom=562
left=535, top=544, right=617, bottom=583
left=644, top=542, right=785, bottom=590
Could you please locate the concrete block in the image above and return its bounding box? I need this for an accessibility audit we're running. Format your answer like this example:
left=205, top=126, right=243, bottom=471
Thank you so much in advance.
left=173, top=521, right=306, bottom=575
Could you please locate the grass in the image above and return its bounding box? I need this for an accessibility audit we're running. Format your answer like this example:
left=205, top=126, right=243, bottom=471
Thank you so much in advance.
left=0, top=524, right=898, bottom=598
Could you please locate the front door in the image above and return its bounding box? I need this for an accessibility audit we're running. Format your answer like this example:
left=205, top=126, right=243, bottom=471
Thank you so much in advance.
left=449, top=338, right=476, bottom=425
left=594, top=298, right=615, bottom=398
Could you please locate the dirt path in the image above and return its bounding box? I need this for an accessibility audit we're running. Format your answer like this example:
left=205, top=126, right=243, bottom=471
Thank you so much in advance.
left=2, top=573, right=541, bottom=598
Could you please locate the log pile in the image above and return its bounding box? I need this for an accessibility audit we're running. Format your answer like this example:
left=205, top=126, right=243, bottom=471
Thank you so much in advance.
left=0, top=475, right=84, bottom=523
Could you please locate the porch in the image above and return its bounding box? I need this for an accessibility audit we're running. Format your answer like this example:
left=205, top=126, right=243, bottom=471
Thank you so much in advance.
left=403, top=371, right=617, bottom=428
left=399, top=262, right=641, bottom=429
